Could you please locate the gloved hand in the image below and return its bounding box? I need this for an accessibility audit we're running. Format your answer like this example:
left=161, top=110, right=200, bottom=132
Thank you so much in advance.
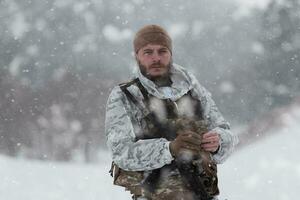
left=169, top=130, right=202, bottom=159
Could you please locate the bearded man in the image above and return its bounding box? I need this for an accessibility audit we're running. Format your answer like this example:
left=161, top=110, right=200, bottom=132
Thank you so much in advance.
left=105, top=24, right=238, bottom=200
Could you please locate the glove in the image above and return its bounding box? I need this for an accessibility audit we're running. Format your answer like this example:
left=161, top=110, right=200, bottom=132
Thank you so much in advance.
left=169, top=131, right=202, bottom=159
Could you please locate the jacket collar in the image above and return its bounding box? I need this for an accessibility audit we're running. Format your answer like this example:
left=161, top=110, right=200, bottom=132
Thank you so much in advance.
left=133, top=63, right=193, bottom=101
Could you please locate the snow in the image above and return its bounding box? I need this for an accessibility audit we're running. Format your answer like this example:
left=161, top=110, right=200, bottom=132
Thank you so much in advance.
left=168, top=23, right=189, bottom=39
left=1, top=108, right=299, bottom=200
left=10, top=13, right=30, bottom=39
left=191, top=20, right=205, bottom=36
left=219, top=81, right=235, bottom=93
left=234, top=0, right=271, bottom=10
left=219, top=103, right=300, bottom=200
left=9, top=56, right=24, bottom=76
left=219, top=129, right=300, bottom=200
left=232, top=0, right=271, bottom=19
left=251, top=41, right=265, bottom=55
left=102, top=25, right=133, bottom=43
left=0, top=153, right=130, bottom=200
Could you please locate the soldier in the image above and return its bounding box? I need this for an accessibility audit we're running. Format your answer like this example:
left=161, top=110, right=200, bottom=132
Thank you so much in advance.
left=105, top=24, right=238, bottom=200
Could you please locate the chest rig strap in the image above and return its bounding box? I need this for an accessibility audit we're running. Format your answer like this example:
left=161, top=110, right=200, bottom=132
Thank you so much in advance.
left=119, top=78, right=215, bottom=200
left=119, top=78, right=188, bottom=139
left=119, top=78, right=151, bottom=117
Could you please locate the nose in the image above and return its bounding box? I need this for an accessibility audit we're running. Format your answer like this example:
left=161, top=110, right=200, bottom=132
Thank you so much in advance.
left=151, top=51, right=160, bottom=62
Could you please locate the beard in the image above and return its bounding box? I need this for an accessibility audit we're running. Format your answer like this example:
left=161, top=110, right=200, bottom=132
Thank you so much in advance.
left=137, top=59, right=172, bottom=81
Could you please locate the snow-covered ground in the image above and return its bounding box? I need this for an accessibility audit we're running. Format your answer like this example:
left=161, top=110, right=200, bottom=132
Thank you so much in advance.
left=220, top=130, right=300, bottom=200
left=1, top=106, right=299, bottom=200
left=219, top=103, right=300, bottom=200
left=0, top=150, right=131, bottom=200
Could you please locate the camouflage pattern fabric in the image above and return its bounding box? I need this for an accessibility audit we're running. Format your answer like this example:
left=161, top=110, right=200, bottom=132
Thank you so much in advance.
left=105, top=63, right=239, bottom=199
left=112, top=163, right=200, bottom=200
left=170, top=117, right=219, bottom=197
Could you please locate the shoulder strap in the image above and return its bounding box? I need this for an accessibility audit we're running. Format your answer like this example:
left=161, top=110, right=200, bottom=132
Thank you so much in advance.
left=135, top=78, right=149, bottom=102
left=119, top=78, right=169, bottom=140
left=119, top=78, right=150, bottom=116
left=185, top=90, right=204, bottom=120
left=119, top=78, right=138, bottom=90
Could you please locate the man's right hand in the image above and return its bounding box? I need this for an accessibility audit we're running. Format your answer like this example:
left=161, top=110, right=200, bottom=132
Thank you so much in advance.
left=169, top=131, right=202, bottom=158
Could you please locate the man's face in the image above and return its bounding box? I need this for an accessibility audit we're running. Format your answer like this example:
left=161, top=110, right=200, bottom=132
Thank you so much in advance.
left=136, top=44, right=172, bottom=80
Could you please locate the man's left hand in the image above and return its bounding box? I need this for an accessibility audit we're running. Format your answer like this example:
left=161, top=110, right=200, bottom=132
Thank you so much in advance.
left=201, top=131, right=220, bottom=153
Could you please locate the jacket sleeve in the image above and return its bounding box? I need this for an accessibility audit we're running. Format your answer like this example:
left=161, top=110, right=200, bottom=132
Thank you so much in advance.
left=105, top=86, right=174, bottom=171
left=185, top=66, right=239, bottom=164
left=200, top=87, right=239, bottom=164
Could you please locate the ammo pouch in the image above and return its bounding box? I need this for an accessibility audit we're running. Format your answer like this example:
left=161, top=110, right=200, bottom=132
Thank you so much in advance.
left=110, top=162, right=144, bottom=196
left=191, top=159, right=219, bottom=198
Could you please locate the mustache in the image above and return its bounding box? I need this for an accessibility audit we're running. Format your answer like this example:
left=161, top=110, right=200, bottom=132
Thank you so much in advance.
left=150, top=63, right=164, bottom=68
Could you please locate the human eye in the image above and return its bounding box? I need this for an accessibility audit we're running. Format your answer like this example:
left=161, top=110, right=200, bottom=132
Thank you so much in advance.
left=159, top=49, right=168, bottom=55
left=143, top=50, right=152, bottom=55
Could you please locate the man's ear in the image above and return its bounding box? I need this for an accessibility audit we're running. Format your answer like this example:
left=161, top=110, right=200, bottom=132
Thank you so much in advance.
left=134, top=52, right=139, bottom=62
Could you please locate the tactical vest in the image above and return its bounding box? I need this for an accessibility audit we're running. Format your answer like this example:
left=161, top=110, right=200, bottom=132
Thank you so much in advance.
left=110, top=78, right=219, bottom=200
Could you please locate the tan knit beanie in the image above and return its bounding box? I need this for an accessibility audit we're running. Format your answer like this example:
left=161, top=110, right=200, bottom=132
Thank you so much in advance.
left=133, top=24, right=172, bottom=54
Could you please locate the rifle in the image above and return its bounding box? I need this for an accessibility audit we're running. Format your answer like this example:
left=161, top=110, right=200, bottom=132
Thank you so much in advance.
left=142, top=114, right=219, bottom=200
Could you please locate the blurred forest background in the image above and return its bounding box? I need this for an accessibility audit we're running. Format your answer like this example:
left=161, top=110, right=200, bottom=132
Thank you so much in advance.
left=0, top=0, right=299, bottom=162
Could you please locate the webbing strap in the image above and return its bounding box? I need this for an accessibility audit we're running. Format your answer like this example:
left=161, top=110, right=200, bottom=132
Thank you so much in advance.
left=119, top=78, right=150, bottom=116
left=119, top=78, right=203, bottom=120
left=135, top=79, right=149, bottom=102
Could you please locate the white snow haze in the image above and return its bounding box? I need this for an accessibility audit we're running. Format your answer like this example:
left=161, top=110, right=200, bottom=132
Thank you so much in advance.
left=1, top=104, right=299, bottom=200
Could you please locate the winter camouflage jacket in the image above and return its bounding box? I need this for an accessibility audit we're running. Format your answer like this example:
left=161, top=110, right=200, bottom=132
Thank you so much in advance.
left=105, top=63, right=238, bottom=172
